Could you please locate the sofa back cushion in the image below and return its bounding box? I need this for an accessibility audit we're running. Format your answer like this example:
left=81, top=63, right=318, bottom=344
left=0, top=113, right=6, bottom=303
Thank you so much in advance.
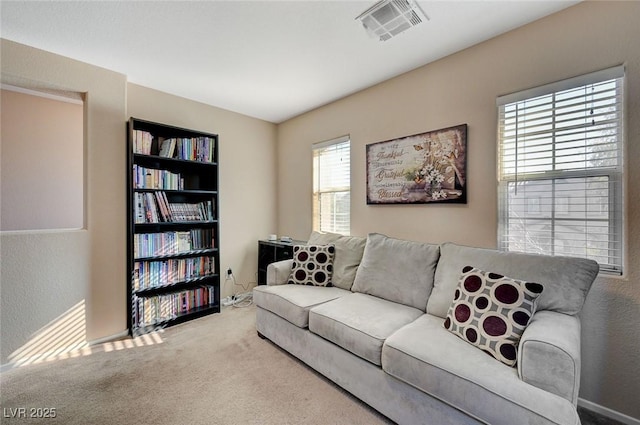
left=307, top=231, right=366, bottom=290
left=351, top=233, right=440, bottom=311
left=427, top=242, right=599, bottom=318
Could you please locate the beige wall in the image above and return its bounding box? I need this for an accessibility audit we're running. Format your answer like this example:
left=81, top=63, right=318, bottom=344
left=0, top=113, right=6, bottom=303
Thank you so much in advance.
left=0, top=231, right=89, bottom=363
left=1, top=39, right=127, bottom=361
left=1, top=88, right=84, bottom=231
left=277, top=1, right=640, bottom=420
left=1, top=40, right=277, bottom=364
left=126, top=83, right=278, bottom=297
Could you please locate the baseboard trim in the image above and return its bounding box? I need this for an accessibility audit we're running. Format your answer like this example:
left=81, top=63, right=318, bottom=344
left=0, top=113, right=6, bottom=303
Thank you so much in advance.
left=578, top=398, right=640, bottom=425
left=86, top=329, right=129, bottom=346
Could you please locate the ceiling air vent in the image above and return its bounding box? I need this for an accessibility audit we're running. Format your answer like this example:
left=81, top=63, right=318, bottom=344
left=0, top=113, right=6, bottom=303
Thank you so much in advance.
left=356, top=0, right=428, bottom=42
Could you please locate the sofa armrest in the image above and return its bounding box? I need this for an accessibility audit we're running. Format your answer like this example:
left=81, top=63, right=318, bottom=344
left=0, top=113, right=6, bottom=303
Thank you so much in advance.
left=266, top=260, right=294, bottom=285
left=518, top=310, right=581, bottom=405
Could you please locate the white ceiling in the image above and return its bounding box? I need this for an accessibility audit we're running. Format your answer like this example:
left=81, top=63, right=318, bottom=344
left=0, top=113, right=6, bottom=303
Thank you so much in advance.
left=1, top=1, right=579, bottom=123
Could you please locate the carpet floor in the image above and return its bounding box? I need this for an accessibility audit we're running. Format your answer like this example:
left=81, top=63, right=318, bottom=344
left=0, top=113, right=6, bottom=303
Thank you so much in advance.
left=0, top=304, right=618, bottom=425
left=1, top=305, right=390, bottom=425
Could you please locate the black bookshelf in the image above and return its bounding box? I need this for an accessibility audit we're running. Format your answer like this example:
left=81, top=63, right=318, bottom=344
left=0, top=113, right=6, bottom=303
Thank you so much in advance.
left=127, top=118, right=220, bottom=335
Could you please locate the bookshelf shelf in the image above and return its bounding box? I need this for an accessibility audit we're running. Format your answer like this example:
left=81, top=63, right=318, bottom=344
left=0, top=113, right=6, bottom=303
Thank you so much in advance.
left=127, top=117, right=221, bottom=336
left=134, top=248, right=219, bottom=262
left=134, top=152, right=218, bottom=167
left=134, top=188, right=218, bottom=195
left=133, top=303, right=221, bottom=334
left=134, top=221, right=218, bottom=231
left=133, top=274, right=220, bottom=296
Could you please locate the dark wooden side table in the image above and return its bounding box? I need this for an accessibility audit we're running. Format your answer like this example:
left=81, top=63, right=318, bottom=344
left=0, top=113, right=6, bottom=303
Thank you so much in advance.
left=257, top=239, right=306, bottom=285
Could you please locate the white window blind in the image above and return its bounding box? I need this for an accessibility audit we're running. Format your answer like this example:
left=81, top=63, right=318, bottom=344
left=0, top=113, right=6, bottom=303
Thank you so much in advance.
left=313, top=137, right=350, bottom=235
left=497, top=66, right=624, bottom=275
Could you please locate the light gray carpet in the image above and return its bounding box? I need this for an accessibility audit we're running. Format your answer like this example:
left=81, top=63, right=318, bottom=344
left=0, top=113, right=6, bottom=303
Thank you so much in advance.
left=0, top=304, right=618, bottom=425
left=1, top=305, right=390, bottom=425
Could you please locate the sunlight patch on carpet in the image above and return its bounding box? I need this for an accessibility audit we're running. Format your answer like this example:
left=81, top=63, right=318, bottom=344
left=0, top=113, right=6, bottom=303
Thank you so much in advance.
left=8, top=300, right=163, bottom=368
left=8, top=300, right=88, bottom=367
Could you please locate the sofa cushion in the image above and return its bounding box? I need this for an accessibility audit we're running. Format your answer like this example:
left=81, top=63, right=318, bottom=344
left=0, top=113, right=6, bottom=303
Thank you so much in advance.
left=308, top=231, right=366, bottom=290
left=309, top=293, right=422, bottom=366
left=444, top=266, right=544, bottom=366
left=351, top=233, right=440, bottom=311
left=253, top=284, right=350, bottom=328
left=382, top=314, right=580, bottom=425
left=288, top=244, right=335, bottom=286
left=427, top=242, right=599, bottom=318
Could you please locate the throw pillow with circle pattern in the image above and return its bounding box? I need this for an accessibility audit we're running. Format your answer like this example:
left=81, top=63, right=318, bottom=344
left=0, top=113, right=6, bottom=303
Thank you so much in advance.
left=287, top=244, right=335, bottom=287
left=443, top=266, right=544, bottom=367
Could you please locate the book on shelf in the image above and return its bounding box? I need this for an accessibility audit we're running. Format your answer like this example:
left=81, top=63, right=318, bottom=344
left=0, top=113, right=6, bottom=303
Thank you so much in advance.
left=132, top=130, right=153, bottom=155
left=171, top=137, right=215, bottom=163
left=158, top=137, right=176, bottom=158
left=155, top=191, right=171, bottom=223
left=132, top=131, right=215, bottom=163
left=133, top=285, right=215, bottom=327
left=143, top=193, right=160, bottom=223
left=133, top=256, right=215, bottom=291
left=133, top=164, right=183, bottom=190
left=133, top=229, right=215, bottom=258
left=134, top=192, right=146, bottom=224
left=134, top=192, right=215, bottom=224
left=168, top=200, right=215, bottom=222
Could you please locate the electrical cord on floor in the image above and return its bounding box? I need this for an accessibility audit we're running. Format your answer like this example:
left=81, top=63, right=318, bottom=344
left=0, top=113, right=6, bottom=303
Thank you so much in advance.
left=228, top=273, right=254, bottom=308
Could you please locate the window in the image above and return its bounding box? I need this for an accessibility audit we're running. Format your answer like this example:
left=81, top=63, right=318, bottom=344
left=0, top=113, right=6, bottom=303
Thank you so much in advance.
left=313, top=136, right=350, bottom=235
left=497, top=66, right=624, bottom=275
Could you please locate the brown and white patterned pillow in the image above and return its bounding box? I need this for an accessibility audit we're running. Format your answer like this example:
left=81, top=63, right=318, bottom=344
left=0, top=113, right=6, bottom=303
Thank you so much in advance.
left=443, top=266, right=544, bottom=367
left=287, top=245, right=335, bottom=287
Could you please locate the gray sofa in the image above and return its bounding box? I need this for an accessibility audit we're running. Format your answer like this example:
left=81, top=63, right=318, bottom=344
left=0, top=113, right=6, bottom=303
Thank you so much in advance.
left=254, top=232, right=599, bottom=425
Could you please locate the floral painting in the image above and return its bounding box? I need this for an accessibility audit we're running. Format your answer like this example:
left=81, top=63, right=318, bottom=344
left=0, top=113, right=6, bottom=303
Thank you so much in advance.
left=366, top=124, right=467, bottom=204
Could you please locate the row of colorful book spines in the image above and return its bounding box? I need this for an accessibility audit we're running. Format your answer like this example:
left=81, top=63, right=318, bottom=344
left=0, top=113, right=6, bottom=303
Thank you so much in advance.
left=133, top=257, right=215, bottom=291
left=135, top=137, right=215, bottom=163
left=132, top=130, right=153, bottom=155
left=134, top=256, right=214, bottom=273
left=133, top=231, right=214, bottom=258
left=134, top=192, right=164, bottom=224
left=132, top=130, right=214, bottom=157
left=133, top=165, right=183, bottom=190
left=169, top=202, right=214, bottom=222
left=133, top=256, right=215, bottom=277
left=174, top=138, right=215, bottom=163
left=133, top=286, right=215, bottom=327
left=134, top=192, right=214, bottom=224
left=134, top=195, right=214, bottom=224
left=132, top=272, right=216, bottom=292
